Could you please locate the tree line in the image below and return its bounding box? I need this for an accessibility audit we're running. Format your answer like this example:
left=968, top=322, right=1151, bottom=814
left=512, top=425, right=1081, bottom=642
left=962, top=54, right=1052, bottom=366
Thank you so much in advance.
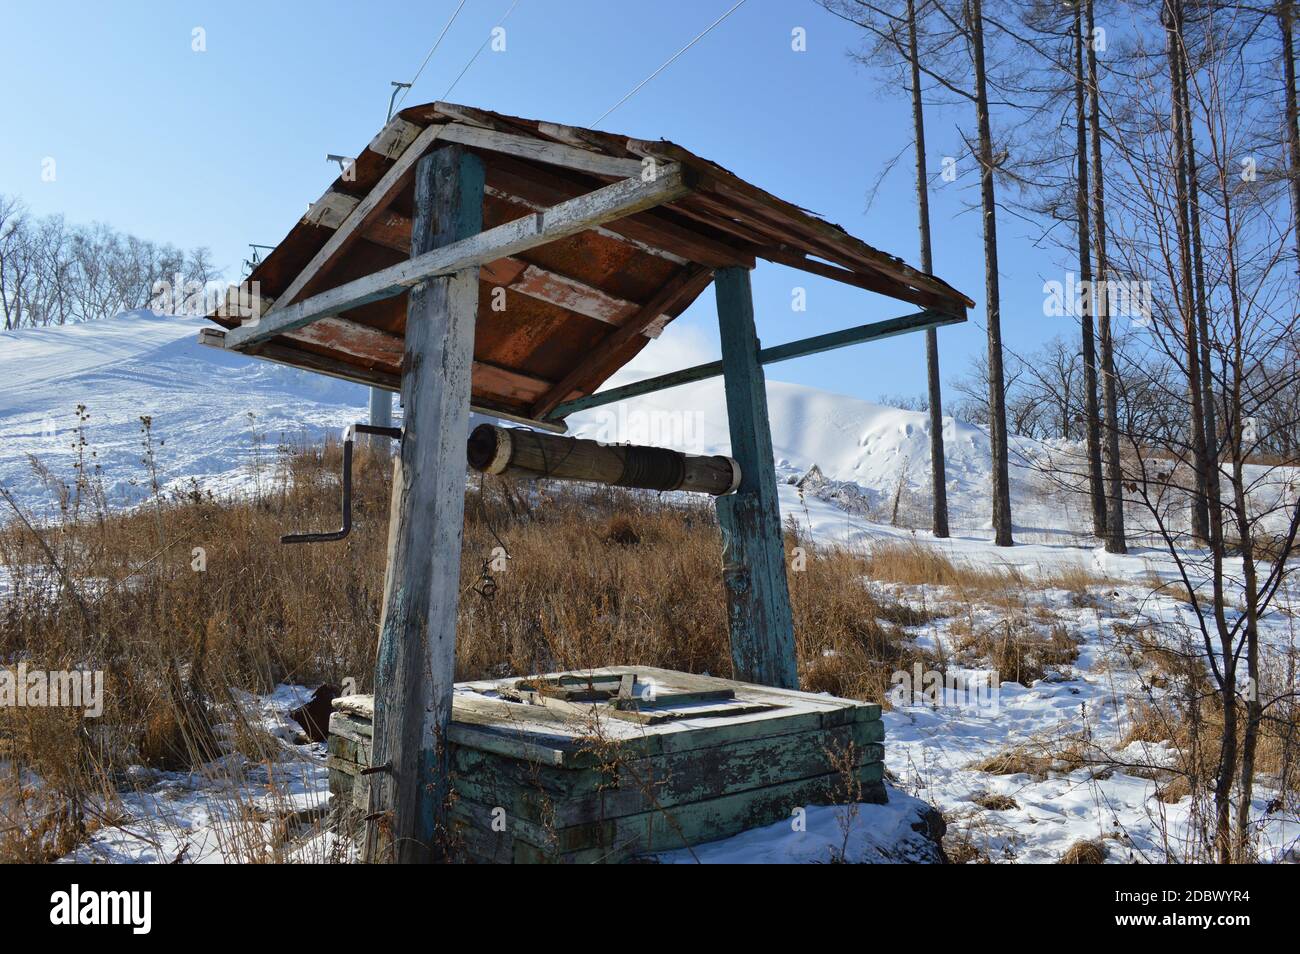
left=0, top=194, right=216, bottom=332
left=832, top=0, right=1300, bottom=863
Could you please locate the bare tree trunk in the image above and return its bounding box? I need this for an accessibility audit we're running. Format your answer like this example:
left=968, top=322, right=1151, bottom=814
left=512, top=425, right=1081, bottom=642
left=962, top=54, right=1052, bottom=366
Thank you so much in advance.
left=1074, top=1, right=1106, bottom=538
left=1212, top=132, right=1261, bottom=863
left=1231, top=433, right=1261, bottom=862
left=1281, top=0, right=1300, bottom=274
left=1087, top=0, right=1126, bottom=554
left=971, top=0, right=1014, bottom=547
left=1164, top=0, right=1212, bottom=545
left=907, top=0, right=950, bottom=539
left=1180, top=33, right=1221, bottom=529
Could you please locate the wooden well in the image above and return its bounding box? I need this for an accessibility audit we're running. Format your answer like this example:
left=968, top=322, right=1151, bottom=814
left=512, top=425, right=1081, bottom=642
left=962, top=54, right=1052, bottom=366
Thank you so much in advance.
left=207, top=103, right=968, bottom=861
left=328, top=666, right=884, bottom=864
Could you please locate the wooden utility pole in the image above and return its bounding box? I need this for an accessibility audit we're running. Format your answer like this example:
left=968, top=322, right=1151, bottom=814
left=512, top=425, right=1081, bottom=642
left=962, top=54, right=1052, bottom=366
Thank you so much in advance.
left=907, top=0, right=950, bottom=540
left=713, top=266, right=799, bottom=690
left=364, top=145, right=483, bottom=863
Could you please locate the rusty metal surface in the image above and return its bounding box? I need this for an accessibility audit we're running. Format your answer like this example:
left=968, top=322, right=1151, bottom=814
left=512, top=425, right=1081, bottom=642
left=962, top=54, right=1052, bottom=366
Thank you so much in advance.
left=209, top=102, right=973, bottom=423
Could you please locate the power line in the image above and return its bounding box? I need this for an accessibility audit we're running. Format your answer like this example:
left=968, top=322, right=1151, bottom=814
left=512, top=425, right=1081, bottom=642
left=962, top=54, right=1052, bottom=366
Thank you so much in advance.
left=443, top=0, right=523, bottom=100
left=393, top=0, right=470, bottom=113
left=591, top=0, right=748, bottom=127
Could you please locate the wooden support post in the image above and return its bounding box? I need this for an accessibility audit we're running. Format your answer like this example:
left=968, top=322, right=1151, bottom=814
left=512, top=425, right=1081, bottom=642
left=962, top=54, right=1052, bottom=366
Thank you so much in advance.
left=713, top=266, right=799, bottom=690
left=364, top=145, right=483, bottom=864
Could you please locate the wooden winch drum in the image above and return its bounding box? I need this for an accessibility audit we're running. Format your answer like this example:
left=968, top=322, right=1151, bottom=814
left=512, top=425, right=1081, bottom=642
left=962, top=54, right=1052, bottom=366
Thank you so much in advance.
left=467, top=423, right=741, bottom=496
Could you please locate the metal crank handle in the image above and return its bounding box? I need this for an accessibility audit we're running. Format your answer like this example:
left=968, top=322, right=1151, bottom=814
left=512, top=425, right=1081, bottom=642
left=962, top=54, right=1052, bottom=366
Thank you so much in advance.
left=281, top=423, right=402, bottom=544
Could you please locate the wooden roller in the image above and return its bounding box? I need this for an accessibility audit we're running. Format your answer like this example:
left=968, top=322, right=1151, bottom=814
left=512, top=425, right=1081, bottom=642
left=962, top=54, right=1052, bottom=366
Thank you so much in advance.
left=467, top=424, right=741, bottom=496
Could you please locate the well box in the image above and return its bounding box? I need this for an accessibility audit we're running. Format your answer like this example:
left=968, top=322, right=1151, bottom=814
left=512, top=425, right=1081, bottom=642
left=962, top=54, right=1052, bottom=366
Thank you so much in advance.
left=328, top=665, right=885, bottom=863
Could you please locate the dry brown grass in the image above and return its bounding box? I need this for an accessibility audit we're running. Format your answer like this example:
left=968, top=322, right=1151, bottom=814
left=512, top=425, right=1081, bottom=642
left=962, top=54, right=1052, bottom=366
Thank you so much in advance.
left=1059, top=839, right=1108, bottom=864
left=951, top=618, right=1081, bottom=686
left=971, top=792, right=1019, bottom=811
left=0, top=440, right=930, bottom=860
left=856, top=541, right=1109, bottom=611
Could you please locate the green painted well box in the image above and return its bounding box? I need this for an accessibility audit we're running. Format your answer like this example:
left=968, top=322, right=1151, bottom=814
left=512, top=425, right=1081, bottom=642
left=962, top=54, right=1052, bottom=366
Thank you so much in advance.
left=328, top=665, right=885, bottom=863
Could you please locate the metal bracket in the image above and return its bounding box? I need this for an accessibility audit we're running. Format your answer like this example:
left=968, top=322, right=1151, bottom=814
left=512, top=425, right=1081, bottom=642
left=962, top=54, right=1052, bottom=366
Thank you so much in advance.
left=281, top=423, right=403, bottom=544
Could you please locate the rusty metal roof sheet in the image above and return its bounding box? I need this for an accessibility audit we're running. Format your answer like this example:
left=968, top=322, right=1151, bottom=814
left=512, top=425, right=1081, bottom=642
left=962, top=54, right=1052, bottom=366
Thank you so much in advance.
left=205, top=102, right=972, bottom=428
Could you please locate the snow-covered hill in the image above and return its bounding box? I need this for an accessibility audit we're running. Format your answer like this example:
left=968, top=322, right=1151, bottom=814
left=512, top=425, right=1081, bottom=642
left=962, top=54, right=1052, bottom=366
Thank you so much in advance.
left=6, top=313, right=1296, bottom=865
left=0, top=312, right=370, bottom=517
left=0, top=312, right=1069, bottom=539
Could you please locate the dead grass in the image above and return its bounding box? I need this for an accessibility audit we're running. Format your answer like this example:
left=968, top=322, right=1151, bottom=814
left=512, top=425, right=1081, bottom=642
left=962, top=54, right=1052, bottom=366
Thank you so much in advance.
left=1059, top=839, right=1108, bottom=864
left=971, top=792, right=1019, bottom=811
left=952, top=619, right=1081, bottom=686
left=855, top=542, right=1110, bottom=619
left=0, top=439, right=929, bottom=860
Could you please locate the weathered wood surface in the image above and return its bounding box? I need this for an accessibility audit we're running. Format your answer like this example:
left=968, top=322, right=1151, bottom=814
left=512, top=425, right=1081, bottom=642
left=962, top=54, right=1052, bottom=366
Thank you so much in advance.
left=329, top=681, right=886, bottom=863
left=466, top=423, right=739, bottom=496
left=530, top=265, right=715, bottom=419
left=364, top=145, right=484, bottom=864
left=452, top=728, right=885, bottom=828
left=451, top=763, right=887, bottom=861
left=307, top=195, right=675, bottom=339
left=331, top=666, right=888, bottom=863
left=712, top=267, right=799, bottom=690
left=210, top=102, right=972, bottom=435
left=197, top=327, right=571, bottom=435
left=436, top=121, right=646, bottom=179
left=277, top=122, right=445, bottom=310
left=223, top=163, right=691, bottom=350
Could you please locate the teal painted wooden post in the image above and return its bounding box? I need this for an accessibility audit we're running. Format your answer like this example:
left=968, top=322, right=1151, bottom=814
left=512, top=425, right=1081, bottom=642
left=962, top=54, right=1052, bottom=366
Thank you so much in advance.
left=714, top=266, right=799, bottom=689
left=365, top=145, right=483, bottom=863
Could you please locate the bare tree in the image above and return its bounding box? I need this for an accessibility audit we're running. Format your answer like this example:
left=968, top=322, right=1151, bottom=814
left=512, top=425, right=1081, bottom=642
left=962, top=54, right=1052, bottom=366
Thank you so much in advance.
left=0, top=194, right=218, bottom=334
left=1087, top=0, right=1127, bottom=553
left=908, top=0, right=953, bottom=538
left=819, top=0, right=955, bottom=538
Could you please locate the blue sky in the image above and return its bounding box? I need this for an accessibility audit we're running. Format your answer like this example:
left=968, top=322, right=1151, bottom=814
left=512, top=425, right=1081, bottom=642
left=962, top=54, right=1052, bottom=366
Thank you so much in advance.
left=0, top=0, right=1070, bottom=404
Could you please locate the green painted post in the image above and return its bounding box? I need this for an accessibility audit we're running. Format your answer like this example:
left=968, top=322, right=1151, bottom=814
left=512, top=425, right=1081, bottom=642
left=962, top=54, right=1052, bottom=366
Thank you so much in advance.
left=713, top=266, right=799, bottom=689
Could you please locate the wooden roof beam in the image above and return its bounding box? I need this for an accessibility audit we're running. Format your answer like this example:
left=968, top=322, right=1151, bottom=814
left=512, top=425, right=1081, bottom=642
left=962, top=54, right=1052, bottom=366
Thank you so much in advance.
left=199, top=328, right=569, bottom=433
left=530, top=265, right=715, bottom=420
left=482, top=184, right=689, bottom=264
left=223, top=163, right=693, bottom=351
left=276, top=122, right=446, bottom=309
left=350, top=203, right=675, bottom=338
left=485, top=161, right=753, bottom=270
left=437, top=122, right=645, bottom=179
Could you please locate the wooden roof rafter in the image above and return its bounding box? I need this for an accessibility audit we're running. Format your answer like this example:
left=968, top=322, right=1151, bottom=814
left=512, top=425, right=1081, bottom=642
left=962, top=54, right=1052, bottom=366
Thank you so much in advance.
left=205, top=102, right=974, bottom=431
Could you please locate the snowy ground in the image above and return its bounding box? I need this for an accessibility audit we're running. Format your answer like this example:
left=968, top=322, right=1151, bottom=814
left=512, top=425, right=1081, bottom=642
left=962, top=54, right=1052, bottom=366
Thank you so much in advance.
left=0, top=311, right=369, bottom=520
left=2, top=313, right=1297, bottom=863
left=62, top=686, right=337, bottom=864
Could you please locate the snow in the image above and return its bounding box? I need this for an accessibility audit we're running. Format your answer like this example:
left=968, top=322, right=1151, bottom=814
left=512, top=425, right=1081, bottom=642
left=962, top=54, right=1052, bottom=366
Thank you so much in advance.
left=656, top=786, right=944, bottom=864
left=0, top=311, right=369, bottom=518
left=60, top=685, right=335, bottom=865
left=2, top=313, right=1296, bottom=863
